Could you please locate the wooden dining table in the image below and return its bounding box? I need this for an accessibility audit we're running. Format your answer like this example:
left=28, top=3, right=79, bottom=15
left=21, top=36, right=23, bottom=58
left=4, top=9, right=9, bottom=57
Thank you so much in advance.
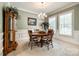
left=32, top=31, right=48, bottom=47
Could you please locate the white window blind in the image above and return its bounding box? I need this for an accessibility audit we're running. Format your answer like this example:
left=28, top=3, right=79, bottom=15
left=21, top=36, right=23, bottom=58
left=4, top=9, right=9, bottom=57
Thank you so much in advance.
left=59, top=11, right=73, bottom=36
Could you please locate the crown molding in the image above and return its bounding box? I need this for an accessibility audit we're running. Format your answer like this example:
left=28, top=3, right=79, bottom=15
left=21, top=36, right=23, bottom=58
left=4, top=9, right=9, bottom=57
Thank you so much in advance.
left=17, top=8, right=38, bottom=15
left=47, top=3, right=79, bottom=16
left=8, top=2, right=38, bottom=15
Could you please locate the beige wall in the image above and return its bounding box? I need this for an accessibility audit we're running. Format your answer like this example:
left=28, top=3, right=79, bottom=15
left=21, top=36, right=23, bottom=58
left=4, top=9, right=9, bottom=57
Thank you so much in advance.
left=74, top=4, right=79, bottom=30
left=16, top=9, right=45, bottom=31
left=0, top=3, right=4, bottom=33
left=17, top=10, right=37, bottom=30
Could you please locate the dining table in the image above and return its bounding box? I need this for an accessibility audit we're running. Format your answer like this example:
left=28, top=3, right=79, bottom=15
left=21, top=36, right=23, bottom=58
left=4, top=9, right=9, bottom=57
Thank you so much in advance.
left=31, top=31, right=48, bottom=47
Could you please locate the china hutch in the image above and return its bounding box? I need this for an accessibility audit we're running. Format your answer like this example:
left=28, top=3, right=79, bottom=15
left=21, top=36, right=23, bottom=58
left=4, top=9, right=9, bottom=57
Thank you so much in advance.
left=3, top=7, right=18, bottom=56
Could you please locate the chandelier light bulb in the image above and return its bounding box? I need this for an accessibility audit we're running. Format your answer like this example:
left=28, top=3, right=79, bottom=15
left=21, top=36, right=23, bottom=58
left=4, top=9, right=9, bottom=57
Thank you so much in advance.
left=38, top=12, right=47, bottom=20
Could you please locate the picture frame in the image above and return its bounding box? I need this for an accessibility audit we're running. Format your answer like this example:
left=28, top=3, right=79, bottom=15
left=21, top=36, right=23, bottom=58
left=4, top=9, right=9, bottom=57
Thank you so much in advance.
left=28, top=17, right=37, bottom=26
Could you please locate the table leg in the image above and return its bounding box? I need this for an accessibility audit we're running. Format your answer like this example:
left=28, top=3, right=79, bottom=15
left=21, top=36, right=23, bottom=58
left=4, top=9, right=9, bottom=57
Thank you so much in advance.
left=40, top=36, right=43, bottom=47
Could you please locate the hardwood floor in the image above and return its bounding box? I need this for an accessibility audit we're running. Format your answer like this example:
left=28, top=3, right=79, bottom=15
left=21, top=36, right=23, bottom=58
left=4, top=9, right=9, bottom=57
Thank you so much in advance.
left=6, top=39, right=79, bottom=56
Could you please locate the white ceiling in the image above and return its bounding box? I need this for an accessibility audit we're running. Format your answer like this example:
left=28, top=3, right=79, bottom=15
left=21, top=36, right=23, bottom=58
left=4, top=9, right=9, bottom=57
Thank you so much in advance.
left=10, top=2, right=78, bottom=14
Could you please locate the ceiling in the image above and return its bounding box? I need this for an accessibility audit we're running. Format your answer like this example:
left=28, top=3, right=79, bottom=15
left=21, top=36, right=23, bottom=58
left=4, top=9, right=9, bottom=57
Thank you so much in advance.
left=10, top=2, right=79, bottom=14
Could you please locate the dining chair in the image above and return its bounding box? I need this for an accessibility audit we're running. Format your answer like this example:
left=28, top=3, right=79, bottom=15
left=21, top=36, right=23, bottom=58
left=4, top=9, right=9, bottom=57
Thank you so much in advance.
left=42, top=29, right=54, bottom=50
left=47, top=29, right=54, bottom=47
left=28, top=30, right=41, bottom=50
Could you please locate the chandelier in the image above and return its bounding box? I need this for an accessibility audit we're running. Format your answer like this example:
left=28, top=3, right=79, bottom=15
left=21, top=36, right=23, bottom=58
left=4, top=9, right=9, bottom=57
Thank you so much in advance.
left=38, top=2, right=47, bottom=20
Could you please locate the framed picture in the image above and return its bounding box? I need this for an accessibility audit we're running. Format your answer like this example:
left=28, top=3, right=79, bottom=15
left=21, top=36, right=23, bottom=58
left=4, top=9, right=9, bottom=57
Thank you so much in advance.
left=28, top=17, right=37, bottom=26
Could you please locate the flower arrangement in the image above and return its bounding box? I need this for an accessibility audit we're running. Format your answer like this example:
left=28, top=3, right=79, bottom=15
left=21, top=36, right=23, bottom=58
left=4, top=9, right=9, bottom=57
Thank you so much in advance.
left=3, top=6, right=19, bottom=19
left=41, top=21, right=49, bottom=31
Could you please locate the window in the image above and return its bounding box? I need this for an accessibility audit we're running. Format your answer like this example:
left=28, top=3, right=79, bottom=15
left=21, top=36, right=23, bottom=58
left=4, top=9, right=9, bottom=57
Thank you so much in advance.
left=48, top=16, right=56, bottom=33
left=59, top=11, right=73, bottom=36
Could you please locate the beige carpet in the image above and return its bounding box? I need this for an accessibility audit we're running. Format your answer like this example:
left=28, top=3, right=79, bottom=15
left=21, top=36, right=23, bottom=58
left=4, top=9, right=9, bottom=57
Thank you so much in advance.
left=6, top=39, right=79, bottom=56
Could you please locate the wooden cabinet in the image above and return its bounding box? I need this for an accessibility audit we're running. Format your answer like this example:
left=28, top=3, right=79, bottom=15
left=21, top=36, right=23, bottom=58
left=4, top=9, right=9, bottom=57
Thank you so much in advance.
left=3, top=7, right=18, bottom=56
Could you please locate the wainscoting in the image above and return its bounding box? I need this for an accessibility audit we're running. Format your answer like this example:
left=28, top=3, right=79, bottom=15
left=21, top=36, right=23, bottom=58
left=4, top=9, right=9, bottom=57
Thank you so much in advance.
left=56, top=31, right=79, bottom=46
left=16, top=29, right=29, bottom=40
left=0, top=33, right=3, bottom=55
left=74, top=31, right=79, bottom=41
left=15, top=29, right=29, bottom=50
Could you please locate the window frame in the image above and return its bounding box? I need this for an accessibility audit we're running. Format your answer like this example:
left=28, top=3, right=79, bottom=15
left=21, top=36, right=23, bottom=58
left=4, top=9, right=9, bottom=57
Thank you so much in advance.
left=48, top=15, right=57, bottom=35
left=58, top=10, right=74, bottom=37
